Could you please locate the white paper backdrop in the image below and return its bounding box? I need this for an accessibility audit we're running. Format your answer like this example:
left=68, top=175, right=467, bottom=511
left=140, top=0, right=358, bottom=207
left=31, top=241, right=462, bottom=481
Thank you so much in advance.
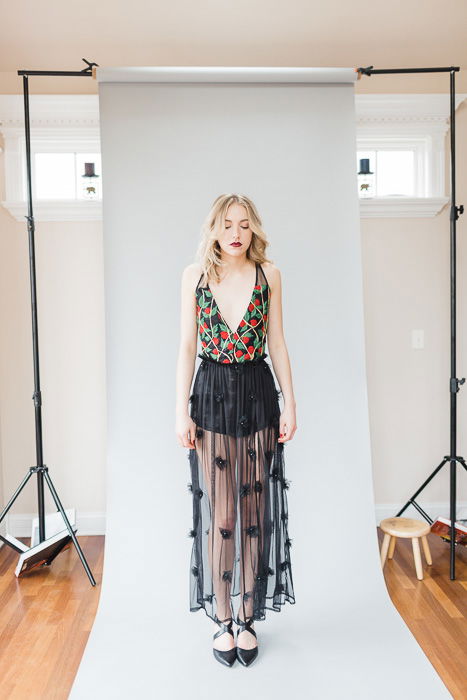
left=69, top=67, right=450, bottom=699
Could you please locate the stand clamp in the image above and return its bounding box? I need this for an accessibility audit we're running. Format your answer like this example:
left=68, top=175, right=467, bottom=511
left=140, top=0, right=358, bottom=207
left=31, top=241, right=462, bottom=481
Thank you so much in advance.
left=450, top=377, right=465, bottom=393
left=451, top=204, right=464, bottom=221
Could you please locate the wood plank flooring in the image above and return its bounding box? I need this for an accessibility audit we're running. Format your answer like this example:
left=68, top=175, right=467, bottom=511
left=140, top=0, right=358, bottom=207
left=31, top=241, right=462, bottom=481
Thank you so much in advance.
left=0, top=531, right=465, bottom=699
left=376, top=527, right=466, bottom=700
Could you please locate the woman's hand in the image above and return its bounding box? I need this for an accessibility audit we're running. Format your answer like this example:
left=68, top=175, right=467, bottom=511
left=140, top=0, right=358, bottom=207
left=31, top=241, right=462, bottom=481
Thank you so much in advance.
left=278, top=404, right=297, bottom=443
left=176, top=413, right=197, bottom=449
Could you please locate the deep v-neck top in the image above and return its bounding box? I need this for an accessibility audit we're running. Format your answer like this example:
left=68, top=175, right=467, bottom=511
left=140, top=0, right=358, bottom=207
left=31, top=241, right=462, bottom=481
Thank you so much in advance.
left=195, top=262, right=270, bottom=363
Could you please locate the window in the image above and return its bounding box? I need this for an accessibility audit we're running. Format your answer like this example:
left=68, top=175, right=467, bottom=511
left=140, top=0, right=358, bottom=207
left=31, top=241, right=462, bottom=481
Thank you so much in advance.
left=0, top=94, right=102, bottom=221
left=357, top=149, right=415, bottom=197
left=0, top=93, right=464, bottom=221
left=34, top=152, right=102, bottom=200
left=355, top=93, right=466, bottom=217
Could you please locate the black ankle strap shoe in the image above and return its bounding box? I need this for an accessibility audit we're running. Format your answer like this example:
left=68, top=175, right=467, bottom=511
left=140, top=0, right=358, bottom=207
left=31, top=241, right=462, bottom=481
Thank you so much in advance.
left=213, top=618, right=236, bottom=667
left=236, top=617, right=258, bottom=667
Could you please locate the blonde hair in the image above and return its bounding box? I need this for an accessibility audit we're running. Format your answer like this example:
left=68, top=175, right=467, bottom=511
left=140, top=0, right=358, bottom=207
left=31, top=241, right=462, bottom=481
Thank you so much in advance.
left=195, top=193, right=273, bottom=285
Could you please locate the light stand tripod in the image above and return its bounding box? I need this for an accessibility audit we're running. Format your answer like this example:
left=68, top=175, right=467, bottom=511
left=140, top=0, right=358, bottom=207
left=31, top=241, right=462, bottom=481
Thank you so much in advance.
left=357, top=65, right=465, bottom=580
left=0, top=59, right=99, bottom=586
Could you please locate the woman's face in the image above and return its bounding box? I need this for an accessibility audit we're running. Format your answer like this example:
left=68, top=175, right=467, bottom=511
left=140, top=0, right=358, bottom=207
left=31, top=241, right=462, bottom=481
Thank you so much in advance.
left=216, top=203, right=253, bottom=258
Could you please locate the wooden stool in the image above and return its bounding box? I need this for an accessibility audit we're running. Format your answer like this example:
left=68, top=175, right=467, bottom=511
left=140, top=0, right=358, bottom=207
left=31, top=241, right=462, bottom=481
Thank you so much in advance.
left=379, top=516, right=432, bottom=580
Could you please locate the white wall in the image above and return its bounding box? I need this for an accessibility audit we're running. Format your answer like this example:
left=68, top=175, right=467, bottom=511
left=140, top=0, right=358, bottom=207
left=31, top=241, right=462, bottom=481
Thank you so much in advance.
left=0, top=98, right=466, bottom=538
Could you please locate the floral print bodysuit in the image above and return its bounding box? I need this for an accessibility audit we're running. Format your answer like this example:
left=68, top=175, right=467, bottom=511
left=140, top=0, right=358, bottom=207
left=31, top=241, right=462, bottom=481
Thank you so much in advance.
left=195, top=262, right=270, bottom=363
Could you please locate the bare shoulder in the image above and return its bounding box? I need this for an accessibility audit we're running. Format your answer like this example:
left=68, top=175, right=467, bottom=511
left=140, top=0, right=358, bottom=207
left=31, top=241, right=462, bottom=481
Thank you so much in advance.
left=261, top=261, right=282, bottom=291
left=181, top=262, right=203, bottom=288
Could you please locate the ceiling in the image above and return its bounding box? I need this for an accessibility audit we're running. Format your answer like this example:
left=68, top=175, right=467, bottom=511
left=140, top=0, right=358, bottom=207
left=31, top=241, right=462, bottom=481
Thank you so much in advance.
left=1, top=0, right=466, bottom=94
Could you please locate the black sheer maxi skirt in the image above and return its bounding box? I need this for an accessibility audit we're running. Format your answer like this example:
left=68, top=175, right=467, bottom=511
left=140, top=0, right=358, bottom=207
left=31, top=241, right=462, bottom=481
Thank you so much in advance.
left=187, top=351, right=296, bottom=625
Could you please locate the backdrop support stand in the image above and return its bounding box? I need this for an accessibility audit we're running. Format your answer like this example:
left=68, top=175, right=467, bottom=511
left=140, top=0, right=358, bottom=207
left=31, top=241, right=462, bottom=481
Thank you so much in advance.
left=357, top=65, right=464, bottom=580
left=0, top=59, right=99, bottom=586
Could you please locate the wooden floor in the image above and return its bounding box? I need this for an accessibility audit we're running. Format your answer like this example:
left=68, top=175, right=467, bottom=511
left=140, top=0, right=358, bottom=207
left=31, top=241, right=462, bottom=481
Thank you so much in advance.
left=0, top=531, right=465, bottom=699
left=376, top=527, right=466, bottom=700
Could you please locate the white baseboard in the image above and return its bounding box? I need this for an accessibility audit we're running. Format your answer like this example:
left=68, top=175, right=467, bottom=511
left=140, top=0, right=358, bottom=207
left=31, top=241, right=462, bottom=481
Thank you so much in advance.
left=374, top=501, right=467, bottom=526
left=1, top=502, right=466, bottom=548
left=0, top=511, right=106, bottom=545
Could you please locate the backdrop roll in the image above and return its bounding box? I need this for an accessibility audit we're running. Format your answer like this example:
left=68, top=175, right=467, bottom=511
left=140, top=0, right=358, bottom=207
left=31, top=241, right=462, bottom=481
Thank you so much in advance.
left=70, top=67, right=450, bottom=699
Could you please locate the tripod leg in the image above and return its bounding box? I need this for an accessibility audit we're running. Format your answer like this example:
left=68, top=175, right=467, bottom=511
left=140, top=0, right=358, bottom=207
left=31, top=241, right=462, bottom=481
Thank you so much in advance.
left=42, top=469, right=96, bottom=586
left=0, top=470, right=35, bottom=527
left=395, top=457, right=448, bottom=519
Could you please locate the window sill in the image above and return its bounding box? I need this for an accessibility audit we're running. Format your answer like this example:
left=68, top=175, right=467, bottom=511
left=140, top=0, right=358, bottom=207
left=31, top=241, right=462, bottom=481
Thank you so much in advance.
left=2, top=196, right=450, bottom=223
left=2, top=199, right=102, bottom=222
left=359, top=196, right=449, bottom=218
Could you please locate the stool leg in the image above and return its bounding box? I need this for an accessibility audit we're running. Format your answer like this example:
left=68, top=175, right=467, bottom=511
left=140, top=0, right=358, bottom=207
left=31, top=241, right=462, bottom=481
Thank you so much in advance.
left=380, top=533, right=391, bottom=568
left=421, top=535, right=432, bottom=565
left=388, top=535, right=396, bottom=559
left=411, top=537, right=424, bottom=580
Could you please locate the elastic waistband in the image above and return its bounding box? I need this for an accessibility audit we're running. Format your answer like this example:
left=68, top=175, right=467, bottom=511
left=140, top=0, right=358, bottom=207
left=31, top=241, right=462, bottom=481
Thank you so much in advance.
left=197, top=352, right=268, bottom=367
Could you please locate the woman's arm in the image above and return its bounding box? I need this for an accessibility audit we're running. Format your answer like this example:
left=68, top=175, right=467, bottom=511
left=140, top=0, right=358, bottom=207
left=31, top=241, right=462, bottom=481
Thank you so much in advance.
left=265, top=264, right=297, bottom=443
left=175, top=263, right=199, bottom=448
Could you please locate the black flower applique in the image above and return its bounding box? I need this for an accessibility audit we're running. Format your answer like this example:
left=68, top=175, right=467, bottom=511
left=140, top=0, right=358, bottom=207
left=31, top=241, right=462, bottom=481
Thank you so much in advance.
left=238, top=414, right=249, bottom=429
left=192, top=565, right=199, bottom=577
left=204, top=593, right=214, bottom=603
left=243, top=591, right=252, bottom=602
left=245, top=525, right=259, bottom=537
left=195, top=428, right=203, bottom=438
left=247, top=447, right=256, bottom=460
left=187, top=482, right=193, bottom=493
left=270, top=467, right=280, bottom=481
left=282, top=478, right=291, bottom=490
left=188, top=529, right=197, bottom=538
left=219, top=527, right=233, bottom=539
left=240, top=483, right=251, bottom=498
left=214, top=391, right=224, bottom=403
left=276, top=583, right=285, bottom=593
left=285, top=537, right=293, bottom=549
left=279, top=561, right=289, bottom=572
left=222, top=570, right=233, bottom=582
left=195, top=488, right=203, bottom=499
left=248, top=390, right=257, bottom=401
left=205, top=527, right=210, bottom=535
left=267, top=567, right=275, bottom=576
left=254, top=480, right=263, bottom=493
left=281, top=512, right=289, bottom=522
left=215, top=455, right=228, bottom=470
left=256, top=572, right=267, bottom=582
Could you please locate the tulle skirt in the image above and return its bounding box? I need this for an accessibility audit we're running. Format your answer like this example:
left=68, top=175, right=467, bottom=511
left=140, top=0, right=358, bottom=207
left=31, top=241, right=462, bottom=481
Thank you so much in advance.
left=187, top=351, right=296, bottom=625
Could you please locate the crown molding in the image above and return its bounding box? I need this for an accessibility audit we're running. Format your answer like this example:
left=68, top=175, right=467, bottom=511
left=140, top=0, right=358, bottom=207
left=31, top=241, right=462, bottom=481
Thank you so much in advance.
left=0, top=94, right=99, bottom=129
left=0, top=92, right=465, bottom=129
left=355, top=92, right=467, bottom=125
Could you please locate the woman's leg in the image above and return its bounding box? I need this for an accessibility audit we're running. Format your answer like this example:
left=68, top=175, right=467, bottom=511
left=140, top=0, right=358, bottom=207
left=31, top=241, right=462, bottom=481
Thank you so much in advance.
left=237, top=426, right=273, bottom=646
left=195, top=428, right=237, bottom=647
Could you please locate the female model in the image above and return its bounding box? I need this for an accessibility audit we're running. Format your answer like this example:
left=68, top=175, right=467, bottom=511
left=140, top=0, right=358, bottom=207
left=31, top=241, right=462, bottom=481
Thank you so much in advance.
left=175, top=193, right=297, bottom=667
